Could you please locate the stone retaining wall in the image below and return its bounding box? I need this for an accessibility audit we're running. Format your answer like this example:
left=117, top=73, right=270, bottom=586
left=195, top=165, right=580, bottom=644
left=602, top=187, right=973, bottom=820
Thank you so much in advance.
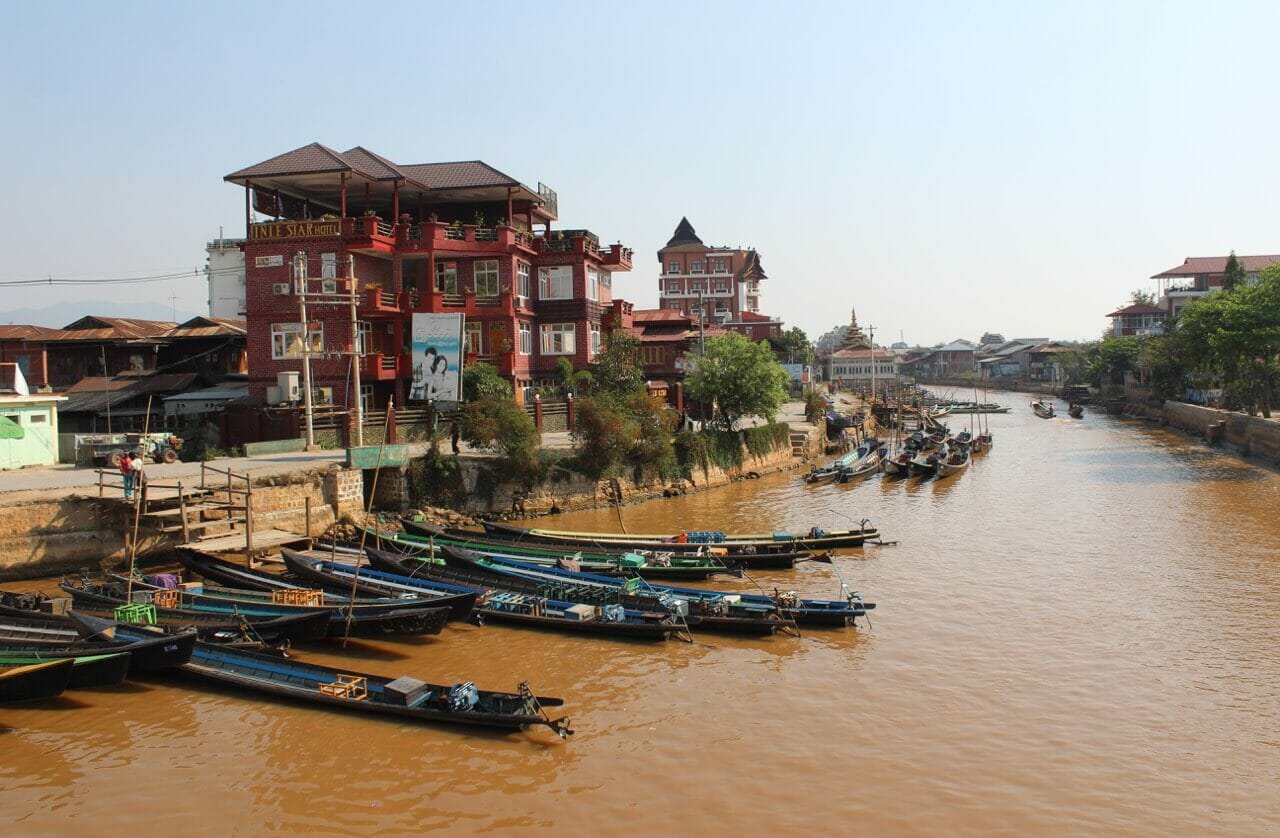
left=1162, top=401, right=1280, bottom=463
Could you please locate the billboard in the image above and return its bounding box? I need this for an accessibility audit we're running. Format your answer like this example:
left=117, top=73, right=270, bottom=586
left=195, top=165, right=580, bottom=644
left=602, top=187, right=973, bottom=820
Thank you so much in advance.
left=409, top=313, right=464, bottom=403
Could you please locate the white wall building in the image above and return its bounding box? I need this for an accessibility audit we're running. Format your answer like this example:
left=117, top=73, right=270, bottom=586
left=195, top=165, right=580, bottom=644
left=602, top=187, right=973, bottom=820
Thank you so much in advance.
left=206, top=236, right=246, bottom=319
left=827, top=348, right=902, bottom=386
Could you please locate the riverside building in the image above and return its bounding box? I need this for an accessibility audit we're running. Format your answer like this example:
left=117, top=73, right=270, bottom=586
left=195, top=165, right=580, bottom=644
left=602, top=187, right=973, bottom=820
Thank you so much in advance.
left=224, top=143, right=633, bottom=410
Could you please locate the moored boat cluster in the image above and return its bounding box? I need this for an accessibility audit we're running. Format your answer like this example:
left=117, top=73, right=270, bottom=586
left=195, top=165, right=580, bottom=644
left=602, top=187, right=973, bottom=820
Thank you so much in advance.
left=0, top=517, right=881, bottom=738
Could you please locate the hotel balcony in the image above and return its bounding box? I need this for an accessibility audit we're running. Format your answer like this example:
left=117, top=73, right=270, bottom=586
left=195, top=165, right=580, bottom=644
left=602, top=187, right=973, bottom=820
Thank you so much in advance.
left=357, top=287, right=412, bottom=318
left=361, top=352, right=410, bottom=381
left=401, top=221, right=538, bottom=257
left=414, top=288, right=533, bottom=318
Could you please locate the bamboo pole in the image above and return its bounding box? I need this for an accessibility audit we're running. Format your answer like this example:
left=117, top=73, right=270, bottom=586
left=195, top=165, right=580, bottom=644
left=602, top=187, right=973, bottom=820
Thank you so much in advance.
left=124, top=395, right=154, bottom=604
left=341, top=398, right=394, bottom=648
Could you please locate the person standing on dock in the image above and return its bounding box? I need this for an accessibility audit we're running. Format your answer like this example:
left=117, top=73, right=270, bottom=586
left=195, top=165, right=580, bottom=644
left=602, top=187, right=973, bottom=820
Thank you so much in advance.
left=129, top=450, right=144, bottom=503
left=120, top=451, right=135, bottom=500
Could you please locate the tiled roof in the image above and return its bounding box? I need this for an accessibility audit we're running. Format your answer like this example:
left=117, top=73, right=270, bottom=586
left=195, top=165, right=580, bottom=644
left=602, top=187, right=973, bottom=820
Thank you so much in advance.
left=665, top=217, right=703, bottom=248
left=399, top=161, right=518, bottom=190
left=1106, top=303, right=1165, bottom=317
left=225, top=142, right=357, bottom=180
left=633, top=309, right=693, bottom=323
left=734, top=250, right=767, bottom=281
left=1151, top=255, right=1280, bottom=278
left=340, top=146, right=406, bottom=181
left=829, top=348, right=897, bottom=360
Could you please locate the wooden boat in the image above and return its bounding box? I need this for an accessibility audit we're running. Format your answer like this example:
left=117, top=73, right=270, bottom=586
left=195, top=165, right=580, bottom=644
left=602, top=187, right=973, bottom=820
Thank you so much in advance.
left=440, top=546, right=872, bottom=628
left=0, top=621, right=195, bottom=673
left=175, top=549, right=478, bottom=623
left=881, top=448, right=913, bottom=476
left=362, top=547, right=688, bottom=641
left=0, top=658, right=74, bottom=702
left=1031, top=399, right=1055, bottom=418
left=909, top=447, right=943, bottom=476
left=71, top=615, right=573, bottom=737
left=433, top=546, right=796, bottom=636
left=394, top=521, right=803, bottom=573
left=0, top=650, right=131, bottom=688
left=837, top=448, right=882, bottom=483
left=1, top=589, right=329, bottom=644
left=479, top=520, right=879, bottom=553
left=805, top=437, right=880, bottom=484
left=1068, top=403, right=1084, bottom=419
left=935, top=447, right=971, bottom=478
left=65, top=578, right=449, bottom=639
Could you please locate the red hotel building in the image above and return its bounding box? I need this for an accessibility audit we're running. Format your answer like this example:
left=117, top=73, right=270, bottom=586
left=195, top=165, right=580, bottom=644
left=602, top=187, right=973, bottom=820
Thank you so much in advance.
left=656, top=217, right=778, bottom=337
left=225, top=143, right=633, bottom=409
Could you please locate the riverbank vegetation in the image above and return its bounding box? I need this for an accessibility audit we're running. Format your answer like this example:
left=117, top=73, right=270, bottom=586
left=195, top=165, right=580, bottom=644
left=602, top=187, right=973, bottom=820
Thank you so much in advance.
left=1091, top=265, right=1280, bottom=416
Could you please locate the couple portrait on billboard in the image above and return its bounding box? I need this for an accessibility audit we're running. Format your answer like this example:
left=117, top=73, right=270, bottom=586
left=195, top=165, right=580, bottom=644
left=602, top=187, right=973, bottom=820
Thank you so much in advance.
left=409, top=313, right=463, bottom=402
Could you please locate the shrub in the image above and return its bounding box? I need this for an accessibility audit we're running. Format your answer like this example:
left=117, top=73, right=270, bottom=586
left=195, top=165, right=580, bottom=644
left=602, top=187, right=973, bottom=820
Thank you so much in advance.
left=460, top=397, right=540, bottom=484
left=462, top=362, right=512, bottom=401
left=406, top=451, right=464, bottom=507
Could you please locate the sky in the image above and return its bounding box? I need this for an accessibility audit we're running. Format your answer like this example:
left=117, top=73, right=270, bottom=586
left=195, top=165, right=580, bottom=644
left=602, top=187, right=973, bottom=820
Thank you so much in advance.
left=2, top=1, right=1279, bottom=345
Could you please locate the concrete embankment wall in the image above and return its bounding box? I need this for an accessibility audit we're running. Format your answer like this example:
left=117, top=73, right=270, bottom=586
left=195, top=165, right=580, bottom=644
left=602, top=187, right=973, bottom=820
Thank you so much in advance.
left=1162, top=402, right=1280, bottom=462
left=0, top=465, right=369, bottom=582
left=454, top=431, right=809, bottom=517
left=0, top=499, right=169, bottom=581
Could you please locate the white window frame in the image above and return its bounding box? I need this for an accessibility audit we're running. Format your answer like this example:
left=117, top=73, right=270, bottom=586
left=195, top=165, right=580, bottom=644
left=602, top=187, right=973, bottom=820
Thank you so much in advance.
left=271, top=322, right=323, bottom=360
left=539, top=266, right=572, bottom=300
left=667, top=260, right=680, bottom=274
left=474, top=259, right=499, bottom=296
left=540, top=323, right=576, bottom=355
left=516, top=261, right=531, bottom=300
left=667, top=281, right=681, bottom=293
left=321, top=252, right=337, bottom=279
left=589, top=323, right=601, bottom=357
left=587, top=266, right=600, bottom=301
left=690, top=260, right=703, bottom=274
left=519, top=322, right=532, bottom=355
left=356, top=321, right=372, bottom=355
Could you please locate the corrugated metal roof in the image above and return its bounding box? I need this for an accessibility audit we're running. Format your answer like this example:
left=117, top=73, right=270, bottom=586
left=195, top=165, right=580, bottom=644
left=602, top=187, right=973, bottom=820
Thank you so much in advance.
left=57, top=316, right=176, bottom=341
left=162, top=382, right=249, bottom=402
left=0, top=325, right=60, bottom=340
left=59, top=373, right=198, bottom=413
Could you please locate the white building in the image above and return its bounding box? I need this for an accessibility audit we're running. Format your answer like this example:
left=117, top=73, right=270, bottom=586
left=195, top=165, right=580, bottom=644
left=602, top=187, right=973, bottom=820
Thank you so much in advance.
left=827, top=348, right=902, bottom=387
left=206, top=236, right=246, bottom=319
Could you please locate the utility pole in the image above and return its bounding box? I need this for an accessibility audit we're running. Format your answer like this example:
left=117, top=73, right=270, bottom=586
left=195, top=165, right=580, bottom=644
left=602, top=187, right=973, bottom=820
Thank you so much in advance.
left=696, top=289, right=705, bottom=354
left=869, top=324, right=877, bottom=407
left=348, top=255, right=363, bottom=447
left=295, top=252, right=317, bottom=451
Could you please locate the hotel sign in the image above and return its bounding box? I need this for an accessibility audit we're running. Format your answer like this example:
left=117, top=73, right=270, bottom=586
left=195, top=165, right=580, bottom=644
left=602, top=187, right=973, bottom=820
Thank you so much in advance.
left=249, top=220, right=342, bottom=241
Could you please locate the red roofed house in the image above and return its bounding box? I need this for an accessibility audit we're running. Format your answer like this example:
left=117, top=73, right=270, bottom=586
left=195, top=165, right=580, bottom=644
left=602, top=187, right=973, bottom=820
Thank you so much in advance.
left=224, top=142, right=633, bottom=409
left=656, top=218, right=781, bottom=338
left=1105, top=303, right=1165, bottom=337
left=1151, top=254, right=1280, bottom=316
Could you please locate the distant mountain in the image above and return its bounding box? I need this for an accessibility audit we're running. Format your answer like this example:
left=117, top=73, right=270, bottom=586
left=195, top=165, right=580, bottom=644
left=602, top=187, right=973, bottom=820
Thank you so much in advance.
left=0, top=300, right=204, bottom=328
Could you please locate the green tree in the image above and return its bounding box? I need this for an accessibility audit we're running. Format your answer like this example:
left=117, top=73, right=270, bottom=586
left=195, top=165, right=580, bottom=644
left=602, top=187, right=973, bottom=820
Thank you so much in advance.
left=459, top=396, right=540, bottom=482
left=1089, top=335, right=1142, bottom=386
left=590, top=329, right=645, bottom=398
left=778, top=327, right=814, bottom=364
left=1223, top=251, right=1246, bottom=292
left=461, top=362, right=512, bottom=401
left=684, top=332, right=790, bottom=427
left=1129, top=288, right=1157, bottom=306
left=1178, top=266, right=1280, bottom=415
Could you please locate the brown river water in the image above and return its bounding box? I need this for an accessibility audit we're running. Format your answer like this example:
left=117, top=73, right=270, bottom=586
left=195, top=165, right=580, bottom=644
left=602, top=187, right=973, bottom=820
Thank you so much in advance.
left=4, top=401, right=1280, bottom=834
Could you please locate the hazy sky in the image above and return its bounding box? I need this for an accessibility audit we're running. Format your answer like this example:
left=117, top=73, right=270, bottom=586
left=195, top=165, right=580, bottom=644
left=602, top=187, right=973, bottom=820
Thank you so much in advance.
left=3, top=1, right=1278, bottom=345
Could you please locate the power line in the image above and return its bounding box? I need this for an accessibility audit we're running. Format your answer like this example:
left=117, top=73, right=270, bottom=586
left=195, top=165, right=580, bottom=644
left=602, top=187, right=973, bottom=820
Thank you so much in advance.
left=0, top=266, right=246, bottom=288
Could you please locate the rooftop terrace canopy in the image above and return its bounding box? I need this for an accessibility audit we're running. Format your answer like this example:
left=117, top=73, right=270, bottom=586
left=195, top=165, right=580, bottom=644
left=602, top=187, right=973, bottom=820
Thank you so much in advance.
left=224, top=142, right=554, bottom=220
